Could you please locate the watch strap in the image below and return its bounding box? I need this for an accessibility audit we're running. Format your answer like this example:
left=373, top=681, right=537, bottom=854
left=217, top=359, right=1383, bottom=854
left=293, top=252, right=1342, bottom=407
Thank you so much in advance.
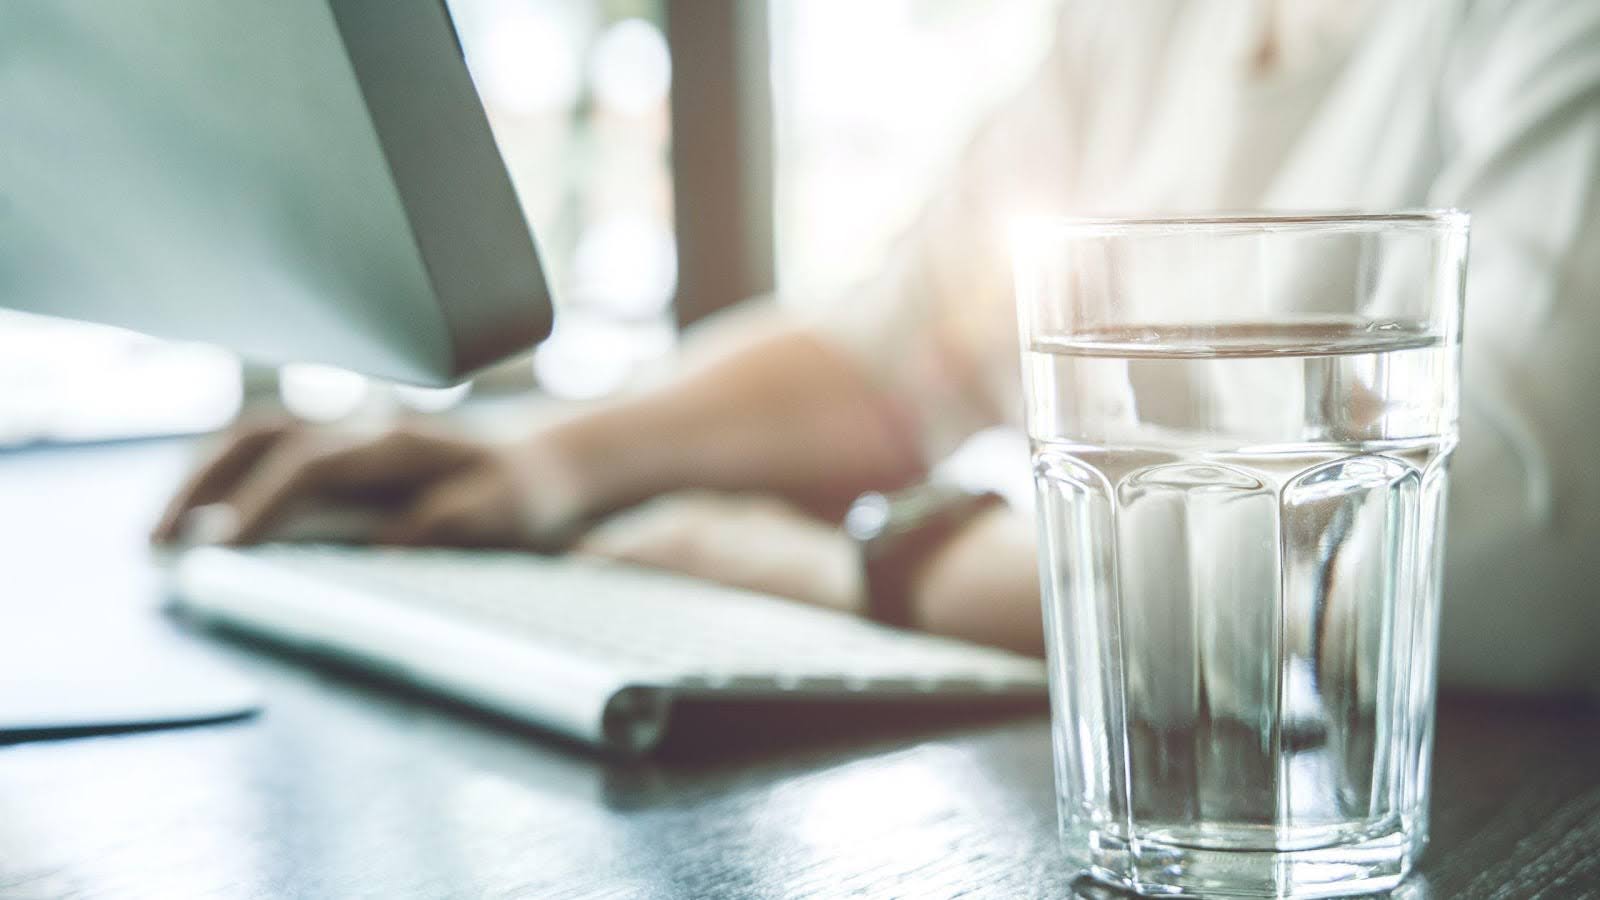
left=844, top=483, right=1003, bottom=628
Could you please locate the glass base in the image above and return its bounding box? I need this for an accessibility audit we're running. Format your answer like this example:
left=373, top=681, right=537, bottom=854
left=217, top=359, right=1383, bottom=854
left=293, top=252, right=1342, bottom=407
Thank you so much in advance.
left=1072, top=827, right=1423, bottom=898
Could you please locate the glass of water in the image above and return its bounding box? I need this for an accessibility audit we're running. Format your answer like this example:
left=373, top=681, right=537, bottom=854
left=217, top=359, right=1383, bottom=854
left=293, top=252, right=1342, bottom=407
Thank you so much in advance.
left=1013, top=212, right=1469, bottom=898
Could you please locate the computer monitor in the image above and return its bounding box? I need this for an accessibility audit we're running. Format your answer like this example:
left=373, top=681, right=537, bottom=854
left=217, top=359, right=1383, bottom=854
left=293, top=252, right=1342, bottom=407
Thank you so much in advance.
left=0, top=0, right=552, bottom=386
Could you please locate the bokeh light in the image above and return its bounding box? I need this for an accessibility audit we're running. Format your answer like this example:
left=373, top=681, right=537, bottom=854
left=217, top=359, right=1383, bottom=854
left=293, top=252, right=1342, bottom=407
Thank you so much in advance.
left=532, top=310, right=674, bottom=399
left=469, top=5, right=584, bottom=116
left=771, top=0, right=1058, bottom=299
left=591, top=18, right=671, bottom=116
left=393, top=381, right=475, bottom=413
left=0, top=309, right=241, bottom=447
left=572, top=212, right=678, bottom=320
left=449, top=0, right=675, bottom=397
left=278, top=363, right=370, bottom=422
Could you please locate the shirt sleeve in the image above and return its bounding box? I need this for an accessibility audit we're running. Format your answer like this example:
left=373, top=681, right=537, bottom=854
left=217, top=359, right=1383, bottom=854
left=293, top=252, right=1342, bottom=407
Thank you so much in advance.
left=1430, top=0, right=1600, bottom=691
left=799, top=15, right=1088, bottom=460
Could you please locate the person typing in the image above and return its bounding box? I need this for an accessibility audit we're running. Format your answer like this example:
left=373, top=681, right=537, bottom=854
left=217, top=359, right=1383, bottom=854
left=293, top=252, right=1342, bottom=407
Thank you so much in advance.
left=156, top=0, right=1600, bottom=694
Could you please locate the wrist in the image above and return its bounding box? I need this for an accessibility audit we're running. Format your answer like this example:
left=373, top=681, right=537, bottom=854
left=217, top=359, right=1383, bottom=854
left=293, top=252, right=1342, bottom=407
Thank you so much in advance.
left=910, top=505, right=1042, bottom=653
left=511, top=426, right=596, bottom=536
left=844, top=483, right=1004, bottom=628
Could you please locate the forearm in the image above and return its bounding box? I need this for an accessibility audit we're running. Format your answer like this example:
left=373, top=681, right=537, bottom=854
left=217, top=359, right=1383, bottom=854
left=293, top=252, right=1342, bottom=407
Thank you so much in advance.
left=540, top=308, right=927, bottom=521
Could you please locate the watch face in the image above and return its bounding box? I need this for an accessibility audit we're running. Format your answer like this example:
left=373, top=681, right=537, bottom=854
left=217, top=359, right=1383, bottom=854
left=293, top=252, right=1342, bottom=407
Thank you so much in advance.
left=849, top=485, right=1004, bottom=628
left=847, top=484, right=1004, bottom=553
left=844, top=491, right=892, bottom=542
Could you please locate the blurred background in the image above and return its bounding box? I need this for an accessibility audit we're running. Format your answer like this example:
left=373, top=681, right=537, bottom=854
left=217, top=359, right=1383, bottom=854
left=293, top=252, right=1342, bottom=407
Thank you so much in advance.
left=0, top=0, right=1058, bottom=446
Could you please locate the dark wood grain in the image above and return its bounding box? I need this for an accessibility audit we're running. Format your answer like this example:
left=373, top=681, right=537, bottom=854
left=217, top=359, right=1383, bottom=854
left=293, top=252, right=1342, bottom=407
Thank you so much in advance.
left=3, top=441, right=1597, bottom=900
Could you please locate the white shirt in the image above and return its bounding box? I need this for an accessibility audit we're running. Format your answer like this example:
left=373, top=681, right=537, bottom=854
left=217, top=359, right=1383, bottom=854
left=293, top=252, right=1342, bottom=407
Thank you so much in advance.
left=807, top=0, right=1600, bottom=692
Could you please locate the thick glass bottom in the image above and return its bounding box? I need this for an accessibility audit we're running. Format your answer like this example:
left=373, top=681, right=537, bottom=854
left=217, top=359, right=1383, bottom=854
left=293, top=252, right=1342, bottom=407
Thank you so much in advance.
left=1072, top=826, right=1423, bottom=898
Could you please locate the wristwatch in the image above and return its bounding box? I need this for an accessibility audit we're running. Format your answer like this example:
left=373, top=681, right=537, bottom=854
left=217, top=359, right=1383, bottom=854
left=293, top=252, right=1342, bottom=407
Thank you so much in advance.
left=843, top=482, right=1003, bottom=628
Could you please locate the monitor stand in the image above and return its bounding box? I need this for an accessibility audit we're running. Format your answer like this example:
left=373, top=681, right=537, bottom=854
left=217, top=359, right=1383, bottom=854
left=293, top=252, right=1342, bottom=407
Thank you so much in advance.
left=0, top=616, right=258, bottom=742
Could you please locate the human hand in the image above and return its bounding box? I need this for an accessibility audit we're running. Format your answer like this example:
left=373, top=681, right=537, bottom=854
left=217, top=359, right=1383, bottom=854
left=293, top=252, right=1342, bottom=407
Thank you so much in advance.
left=574, top=491, right=865, bottom=614
left=152, top=421, right=584, bottom=549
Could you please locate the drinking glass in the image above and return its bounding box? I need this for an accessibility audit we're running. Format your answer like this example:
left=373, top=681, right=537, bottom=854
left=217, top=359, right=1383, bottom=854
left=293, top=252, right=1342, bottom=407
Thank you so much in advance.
left=1012, top=212, right=1469, bottom=898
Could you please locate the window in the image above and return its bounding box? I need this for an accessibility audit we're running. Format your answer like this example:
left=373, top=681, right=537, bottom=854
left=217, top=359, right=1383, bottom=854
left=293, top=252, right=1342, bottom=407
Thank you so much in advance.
left=449, top=0, right=677, bottom=398
left=770, top=0, right=1060, bottom=300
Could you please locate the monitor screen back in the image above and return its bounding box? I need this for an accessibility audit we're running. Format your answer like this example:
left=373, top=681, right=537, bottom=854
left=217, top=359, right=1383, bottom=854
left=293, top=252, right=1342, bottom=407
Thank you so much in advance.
left=0, top=0, right=552, bottom=385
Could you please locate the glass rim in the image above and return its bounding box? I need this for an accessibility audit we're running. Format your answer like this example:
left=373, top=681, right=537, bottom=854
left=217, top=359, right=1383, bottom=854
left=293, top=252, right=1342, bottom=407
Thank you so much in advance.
left=1014, top=209, right=1469, bottom=238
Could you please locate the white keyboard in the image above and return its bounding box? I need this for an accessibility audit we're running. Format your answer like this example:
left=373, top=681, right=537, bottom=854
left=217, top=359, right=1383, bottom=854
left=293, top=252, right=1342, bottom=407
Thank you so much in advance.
left=170, top=544, right=1046, bottom=753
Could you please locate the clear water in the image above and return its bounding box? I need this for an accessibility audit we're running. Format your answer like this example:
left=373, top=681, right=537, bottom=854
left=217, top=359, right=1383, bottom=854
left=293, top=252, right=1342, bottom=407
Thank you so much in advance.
left=1024, top=323, right=1455, bottom=897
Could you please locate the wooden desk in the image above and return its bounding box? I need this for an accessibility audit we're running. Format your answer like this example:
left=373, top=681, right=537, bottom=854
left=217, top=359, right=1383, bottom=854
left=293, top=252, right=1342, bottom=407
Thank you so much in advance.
left=3, top=441, right=1597, bottom=899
